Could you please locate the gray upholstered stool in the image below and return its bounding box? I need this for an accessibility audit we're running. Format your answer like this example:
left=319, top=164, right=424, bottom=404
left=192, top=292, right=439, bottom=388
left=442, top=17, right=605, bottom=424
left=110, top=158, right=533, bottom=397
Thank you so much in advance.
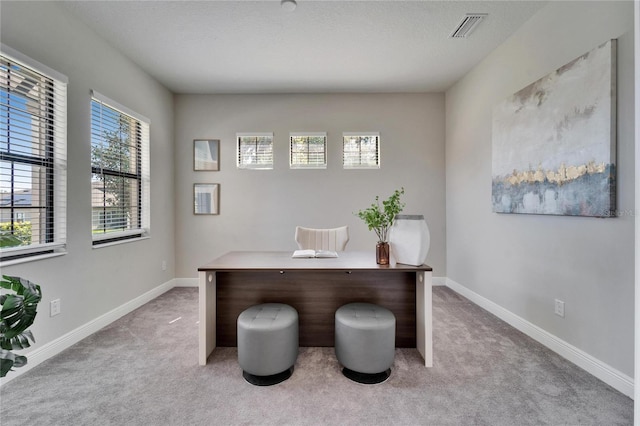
left=237, top=303, right=298, bottom=386
left=335, top=302, right=396, bottom=384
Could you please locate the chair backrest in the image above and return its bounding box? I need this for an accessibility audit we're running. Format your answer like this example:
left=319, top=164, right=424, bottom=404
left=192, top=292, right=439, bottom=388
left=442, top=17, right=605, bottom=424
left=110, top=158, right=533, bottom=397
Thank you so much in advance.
left=294, top=226, right=349, bottom=252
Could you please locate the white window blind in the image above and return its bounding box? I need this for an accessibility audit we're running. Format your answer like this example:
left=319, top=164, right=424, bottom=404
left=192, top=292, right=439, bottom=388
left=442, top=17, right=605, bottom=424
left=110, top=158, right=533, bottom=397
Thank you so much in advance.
left=0, top=45, right=67, bottom=263
left=91, top=91, right=150, bottom=245
left=237, top=132, right=273, bottom=169
left=290, top=132, right=327, bottom=169
left=343, top=132, right=380, bottom=169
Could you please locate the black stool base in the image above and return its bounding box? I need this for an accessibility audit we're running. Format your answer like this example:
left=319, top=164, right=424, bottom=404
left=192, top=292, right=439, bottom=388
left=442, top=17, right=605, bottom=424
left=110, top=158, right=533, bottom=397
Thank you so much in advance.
left=342, top=367, right=391, bottom=384
left=243, top=366, right=294, bottom=386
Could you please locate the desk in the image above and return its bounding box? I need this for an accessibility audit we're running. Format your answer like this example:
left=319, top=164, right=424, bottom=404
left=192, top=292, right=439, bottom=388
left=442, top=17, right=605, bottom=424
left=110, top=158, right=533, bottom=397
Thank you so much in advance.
left=198, top=251, right=433, bottom=367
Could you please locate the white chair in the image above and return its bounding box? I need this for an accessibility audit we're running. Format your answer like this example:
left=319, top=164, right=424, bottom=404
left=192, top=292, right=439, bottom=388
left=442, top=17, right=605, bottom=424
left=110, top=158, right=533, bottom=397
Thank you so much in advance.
left=294, top=226, right=349, bottom=252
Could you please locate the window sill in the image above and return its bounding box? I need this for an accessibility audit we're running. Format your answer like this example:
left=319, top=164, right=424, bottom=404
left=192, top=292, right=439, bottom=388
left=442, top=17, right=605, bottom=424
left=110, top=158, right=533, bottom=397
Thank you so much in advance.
left=343, top=166, right=381, bottom=170
left=92, top=235, right=150, bottom=249
left=1, top=251, right=66, bottom=267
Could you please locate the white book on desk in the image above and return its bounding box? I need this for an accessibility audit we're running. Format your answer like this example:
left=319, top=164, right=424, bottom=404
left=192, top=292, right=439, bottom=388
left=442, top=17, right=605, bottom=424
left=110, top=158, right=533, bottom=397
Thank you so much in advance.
left=292, top=249, right=338, bottom=258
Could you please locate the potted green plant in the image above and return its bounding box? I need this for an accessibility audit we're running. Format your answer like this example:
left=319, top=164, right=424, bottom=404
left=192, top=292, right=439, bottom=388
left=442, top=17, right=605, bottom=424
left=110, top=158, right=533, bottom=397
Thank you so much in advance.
left=355, top=188, right=405, bottom=264
left=0, top=275, right=42, bottom=377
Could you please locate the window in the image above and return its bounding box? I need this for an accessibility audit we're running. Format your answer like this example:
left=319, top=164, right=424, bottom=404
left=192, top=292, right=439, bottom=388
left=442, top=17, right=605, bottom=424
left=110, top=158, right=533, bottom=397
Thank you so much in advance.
left=290, top=132, right=327, bottom=169
left=0, top=45, right=67, bottom=264
left=237, top=133, right=273, bottom=169
left=91, top=91, right=149, bottom=245
left=343, top=132, right=380, bottom=169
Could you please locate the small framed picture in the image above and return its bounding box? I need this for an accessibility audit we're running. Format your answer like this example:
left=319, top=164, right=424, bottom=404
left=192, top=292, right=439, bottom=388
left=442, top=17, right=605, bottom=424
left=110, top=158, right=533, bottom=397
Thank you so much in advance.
left=194, top=183, right=219, bottom=215
left=194, top=139, right=220, bottom=171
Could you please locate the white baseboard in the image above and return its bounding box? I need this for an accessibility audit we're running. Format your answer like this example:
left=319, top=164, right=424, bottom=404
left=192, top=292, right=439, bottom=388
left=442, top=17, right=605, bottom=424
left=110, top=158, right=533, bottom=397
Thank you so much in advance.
left=444, top=277, right=634, bottom=399
left=0, top=278, right=176, bottom=386
left=173, top=277, right=198, bottom=287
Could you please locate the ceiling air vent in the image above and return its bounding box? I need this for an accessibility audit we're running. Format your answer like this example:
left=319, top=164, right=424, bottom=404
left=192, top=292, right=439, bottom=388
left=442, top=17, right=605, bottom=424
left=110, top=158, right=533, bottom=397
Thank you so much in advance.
left=450, top=13, right=488, bottom=38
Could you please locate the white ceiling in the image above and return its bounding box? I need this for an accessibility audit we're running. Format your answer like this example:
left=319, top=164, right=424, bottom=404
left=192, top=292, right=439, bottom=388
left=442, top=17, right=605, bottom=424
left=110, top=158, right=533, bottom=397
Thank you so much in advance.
left=60, top=0, right=547, bottom=94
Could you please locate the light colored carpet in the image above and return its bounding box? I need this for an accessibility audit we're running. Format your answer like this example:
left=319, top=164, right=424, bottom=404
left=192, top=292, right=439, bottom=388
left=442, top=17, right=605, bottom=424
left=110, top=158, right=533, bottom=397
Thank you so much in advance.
left=0, top=286, right=632, bottom=425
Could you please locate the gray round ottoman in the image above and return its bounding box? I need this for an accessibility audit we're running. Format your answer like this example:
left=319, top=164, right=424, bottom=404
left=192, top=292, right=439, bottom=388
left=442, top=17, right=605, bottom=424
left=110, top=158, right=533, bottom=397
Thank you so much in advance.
left=237, top=303, right=298, bottom=386
left=335, top=302, right=396, bottom=384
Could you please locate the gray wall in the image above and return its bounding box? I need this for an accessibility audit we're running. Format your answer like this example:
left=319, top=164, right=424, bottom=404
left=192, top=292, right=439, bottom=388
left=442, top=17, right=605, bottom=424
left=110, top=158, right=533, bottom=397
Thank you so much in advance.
left=445, top=1, right=634, bottom=376
left=1, top=2, right=175, bottom=351
left=174, top=93, right=446, bottom=278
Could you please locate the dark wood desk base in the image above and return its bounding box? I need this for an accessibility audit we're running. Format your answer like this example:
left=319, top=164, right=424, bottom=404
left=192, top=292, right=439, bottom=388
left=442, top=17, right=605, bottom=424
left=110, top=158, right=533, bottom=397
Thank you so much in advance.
left=198, top=251, right=433, bottom=367
left=216, top=270, right=416, bottom=347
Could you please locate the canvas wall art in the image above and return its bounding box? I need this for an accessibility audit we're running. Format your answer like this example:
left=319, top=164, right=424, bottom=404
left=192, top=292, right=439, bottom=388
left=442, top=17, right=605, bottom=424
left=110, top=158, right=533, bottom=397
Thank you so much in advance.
left=491, top=39, right=616, bottom=217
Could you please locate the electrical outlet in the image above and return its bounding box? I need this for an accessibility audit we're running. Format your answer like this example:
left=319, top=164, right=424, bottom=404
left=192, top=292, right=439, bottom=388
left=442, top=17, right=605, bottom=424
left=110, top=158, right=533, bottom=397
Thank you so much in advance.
left=554, top=299, right=565, bottom=318
left=50, top=299, right=61, bottom=317
left=162, top=260, right=167, bottom=271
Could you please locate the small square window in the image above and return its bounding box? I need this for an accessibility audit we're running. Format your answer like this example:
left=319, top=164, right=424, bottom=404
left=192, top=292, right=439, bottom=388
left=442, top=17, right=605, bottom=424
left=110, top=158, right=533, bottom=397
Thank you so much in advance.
left=343, top=132, right=380, bottom=169
left=237, top=133, right=273, bottom=169
left=290, top=132, right=327, bottom=169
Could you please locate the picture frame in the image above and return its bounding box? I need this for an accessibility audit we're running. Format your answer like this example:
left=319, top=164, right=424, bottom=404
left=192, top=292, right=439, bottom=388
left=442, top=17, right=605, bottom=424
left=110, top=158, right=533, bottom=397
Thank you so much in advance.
left=194, top=183, right=219, bottom=215
left=194, top=139, right=220, bottom=171
left=491, top=40, right=616, bottom=217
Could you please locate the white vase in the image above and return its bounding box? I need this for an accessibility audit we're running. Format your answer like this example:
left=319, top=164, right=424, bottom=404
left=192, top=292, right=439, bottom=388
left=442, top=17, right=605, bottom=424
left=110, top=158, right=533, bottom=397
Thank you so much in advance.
left=388, top=215, right=430, bottom=266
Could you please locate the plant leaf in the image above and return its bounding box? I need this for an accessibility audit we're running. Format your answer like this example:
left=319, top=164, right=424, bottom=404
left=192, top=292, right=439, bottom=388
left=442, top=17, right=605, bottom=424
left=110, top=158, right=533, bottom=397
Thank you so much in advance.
left=13, top=354, right=27, bottom=368
left=0, top=350, right=16, bottom=377
left=0, top=276, right=41, bottom=346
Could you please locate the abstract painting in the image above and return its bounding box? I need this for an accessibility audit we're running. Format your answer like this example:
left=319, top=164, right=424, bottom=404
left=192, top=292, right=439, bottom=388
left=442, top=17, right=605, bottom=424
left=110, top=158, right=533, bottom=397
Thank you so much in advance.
left=492, top=40, right=616, bottom=217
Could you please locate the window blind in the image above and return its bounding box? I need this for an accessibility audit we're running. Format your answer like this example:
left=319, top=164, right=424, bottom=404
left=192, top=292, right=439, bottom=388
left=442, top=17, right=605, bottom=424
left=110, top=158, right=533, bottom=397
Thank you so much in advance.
left=290, top=132, right=327, bottom=169
left=91, top=91, right=150, bottom=244
left=0, top=45, right=67, bottom=263
left=237, top=132, right=273, bottom=169
left=343, top=132, right=380, bottom=169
